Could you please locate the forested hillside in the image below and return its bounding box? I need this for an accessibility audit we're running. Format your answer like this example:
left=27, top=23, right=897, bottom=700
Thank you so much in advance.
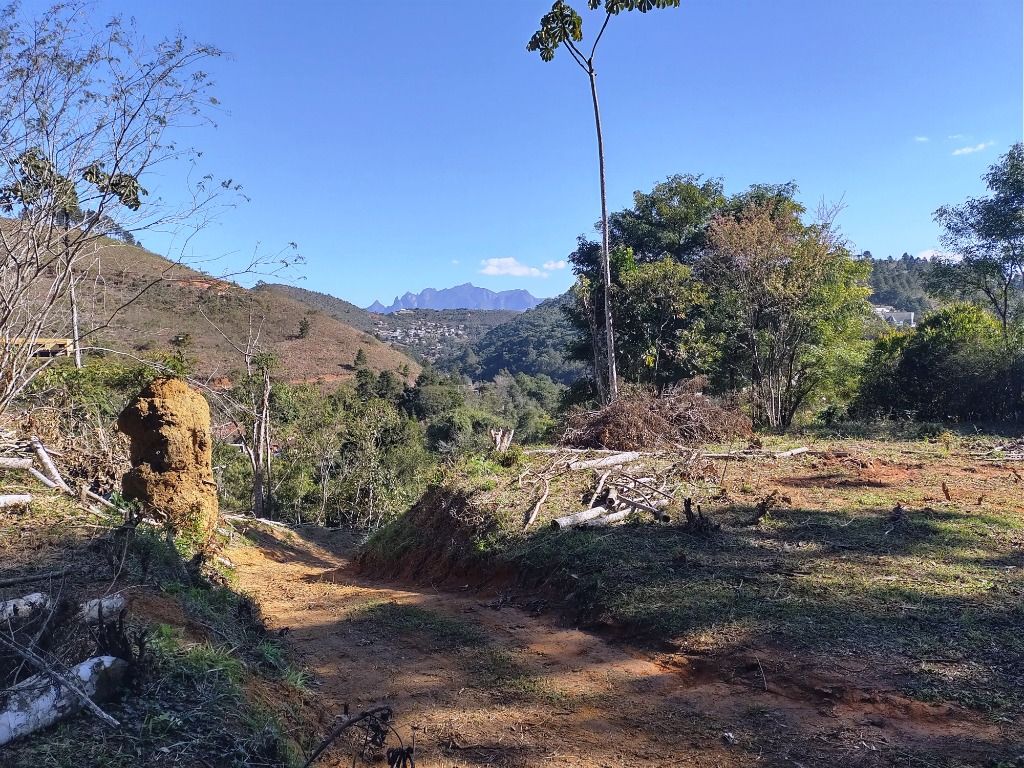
left=446, top=294, right=585, bottom=384
left=864, top=252, right=936, bottom=313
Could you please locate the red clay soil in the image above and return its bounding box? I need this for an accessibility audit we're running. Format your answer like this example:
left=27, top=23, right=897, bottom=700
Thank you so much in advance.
left=229, top=526, right=1012, bottom=768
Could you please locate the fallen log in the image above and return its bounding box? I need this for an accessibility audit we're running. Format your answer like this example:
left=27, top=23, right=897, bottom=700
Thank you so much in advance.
left=586, top=471, right=611, bottom=509
left=0, top=655, right=127, bottom=746
left=30, top=437, right=71, bottom=494
left=0, top=457, right=33, bottom=470
left=80, top=487, right=118, bottom=511
left=0, top=592, right=52, bottom=622
left=77, top=594, right=127, bottom=625
left=27, top=468, right=58, bottom=489
left=223, top=514, right=291, bottom=529
left=0, top=570, right=71, bottom=589
left=569, top=452, right=642, bottom=471
left=617, top=496, right=671, bottom=522
left=774, top=447, right=809, bottom=458
left=551, top=506, right=609, bottom=529
left=523, top=478, right=550, bottom=531
left=0, top=494, right=32, bottom=509
left=581, top=509, right=632, bottom=527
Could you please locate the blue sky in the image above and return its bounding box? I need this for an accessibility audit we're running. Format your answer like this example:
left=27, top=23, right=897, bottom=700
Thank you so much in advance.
left=76, top=0, right=1023, bottom=306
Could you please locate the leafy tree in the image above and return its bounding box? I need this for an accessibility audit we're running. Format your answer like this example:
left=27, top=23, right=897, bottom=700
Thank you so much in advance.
left=354, top=347, right=368, bottom=368
left=609, top=174, right=726, bottom=264
left=929, top=143, right=1024, bottom=341
left=614, top=256, right=712, bottom=386
left=854, top=303, right=1020, bottom=421
left=703, top=199, right=871, bottom=428
left=528, top=0, right=681, bottom=403
left=297, top=315, right=312, bottom=338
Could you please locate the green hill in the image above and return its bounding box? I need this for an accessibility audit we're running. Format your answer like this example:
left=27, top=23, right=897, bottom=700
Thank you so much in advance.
left=455, top=293, right=586, bottom=384
left=865, top=253, right=937, bottom=314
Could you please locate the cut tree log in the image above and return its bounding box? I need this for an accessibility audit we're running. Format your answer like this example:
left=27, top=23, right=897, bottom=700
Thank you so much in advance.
left=223, top=514, right=291, bottom=530
left=523, top=478, right=550, bottom=531
left=80, top=487, right=117, bottom=511
left=0, top=655, right=127, bottom=746
left=0, top=570, right=71, bottom=589
left=0, top=494, right=32, bottom=509
left=0, top=457, right=33, bottom=470
left=76, top=595, right=127, bottom=625
left=617, top=496, right=671, bottom=522
left=27, top=467, right=58, bottom=489
left=0, top=592, right=52, bottom=622
left=581, top=509, right=632, bottom=527
left=30, top=437, right=71, bottom=493
left=774, top=447, right=809, bottom=458
left=552, top=506, right=610, bottom=529
left=569, top=452, right=642, bottom=471
left=586, top=471, right=611, bottom=509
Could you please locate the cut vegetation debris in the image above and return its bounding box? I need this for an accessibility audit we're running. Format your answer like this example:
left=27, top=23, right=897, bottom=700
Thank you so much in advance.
left=560, top=382, right=752, bottom=451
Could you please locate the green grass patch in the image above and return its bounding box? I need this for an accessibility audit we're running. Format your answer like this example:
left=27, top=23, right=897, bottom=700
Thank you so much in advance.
left=351, top=600, right=486, bottom=649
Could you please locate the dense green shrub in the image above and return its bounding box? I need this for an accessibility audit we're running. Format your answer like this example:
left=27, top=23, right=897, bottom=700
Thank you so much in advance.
left=854, top=303, right=1022, bottom=421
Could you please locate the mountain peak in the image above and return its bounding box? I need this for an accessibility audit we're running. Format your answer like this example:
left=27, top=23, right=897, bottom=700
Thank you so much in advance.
left=366, top=284, right=541, bottom=313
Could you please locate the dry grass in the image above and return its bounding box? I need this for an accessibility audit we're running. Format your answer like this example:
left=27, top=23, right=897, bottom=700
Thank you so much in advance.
left=73, top=241, right=420, bottom=385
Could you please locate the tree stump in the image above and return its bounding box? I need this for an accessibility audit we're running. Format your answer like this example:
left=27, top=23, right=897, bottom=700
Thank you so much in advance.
left=117, top=378, right=218, bottom=540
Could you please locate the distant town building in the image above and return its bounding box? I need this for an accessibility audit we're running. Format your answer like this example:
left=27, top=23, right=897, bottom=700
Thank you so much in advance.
left=873, top=305, right=915, bottom=327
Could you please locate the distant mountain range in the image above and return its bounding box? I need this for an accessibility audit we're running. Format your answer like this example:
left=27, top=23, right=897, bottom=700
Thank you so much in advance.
left=367, top=283, right=541, bottom=313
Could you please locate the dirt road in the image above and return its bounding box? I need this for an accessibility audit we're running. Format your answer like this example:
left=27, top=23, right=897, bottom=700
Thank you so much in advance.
left=230, top=525, right=1009, bottom=768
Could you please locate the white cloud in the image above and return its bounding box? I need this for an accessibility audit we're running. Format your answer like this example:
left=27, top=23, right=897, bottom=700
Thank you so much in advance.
left=479, top=257, right=544, bottom=277
left=542, top=260, right=567, bottom=271
left=947, top=134, right=966, bottom=140
left=450, top=259, right=460, bottom=265
left=913, top=136, right=929, bottom=143
left=951, top=140, right=994, bottom=156
left=916, top=249, right=961, bottom=263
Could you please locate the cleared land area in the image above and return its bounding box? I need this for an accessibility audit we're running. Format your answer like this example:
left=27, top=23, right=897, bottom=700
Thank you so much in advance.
left=235, top=432, right=1024, bottom=766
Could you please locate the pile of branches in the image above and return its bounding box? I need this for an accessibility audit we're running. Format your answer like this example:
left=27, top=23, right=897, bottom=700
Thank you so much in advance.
left=561, top=381, right=752, bottom=451
left=521, top=449, right=720, bottom=531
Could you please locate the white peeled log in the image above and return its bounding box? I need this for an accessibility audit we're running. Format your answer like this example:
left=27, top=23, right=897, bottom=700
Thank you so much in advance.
left=581, top=509, right=632, bottom=527
left=0, top=655, right=128, bottom=746
left=0, top=457, right=33, bottom=470
left=30, top=437, right=72, bottom=494
left=0, top=495, right=32, bottom=509
left=551, top=506, right=610, bottom=529
left=76, top=594, right=127, bottom=625
left=0, top=592, right=52, bottom=622
left=569, top=452, right=642, bottom=471
left=774, top=446, right=809, bottom=458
